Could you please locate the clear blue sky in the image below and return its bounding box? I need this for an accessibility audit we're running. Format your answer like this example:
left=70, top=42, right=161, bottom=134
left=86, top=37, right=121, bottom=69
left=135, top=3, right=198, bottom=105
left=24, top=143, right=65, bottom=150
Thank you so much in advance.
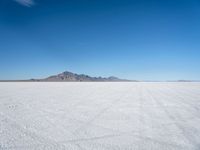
left=0, top=0, right=200, bottom=80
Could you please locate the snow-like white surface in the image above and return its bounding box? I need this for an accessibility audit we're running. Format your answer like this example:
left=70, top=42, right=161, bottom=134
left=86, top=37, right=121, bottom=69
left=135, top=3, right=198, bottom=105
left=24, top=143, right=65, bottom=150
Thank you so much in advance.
left=0, top=82, right=200, bottom=150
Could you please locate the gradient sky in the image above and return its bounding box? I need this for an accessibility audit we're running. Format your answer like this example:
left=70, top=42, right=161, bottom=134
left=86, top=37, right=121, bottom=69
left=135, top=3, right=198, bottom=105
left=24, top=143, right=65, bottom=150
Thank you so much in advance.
left=0, top=0, right=200, bottom=80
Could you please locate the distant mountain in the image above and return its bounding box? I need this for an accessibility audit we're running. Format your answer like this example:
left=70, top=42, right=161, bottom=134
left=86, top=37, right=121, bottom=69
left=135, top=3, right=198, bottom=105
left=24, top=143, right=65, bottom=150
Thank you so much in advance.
left=37, top=71, right=130, bottom=82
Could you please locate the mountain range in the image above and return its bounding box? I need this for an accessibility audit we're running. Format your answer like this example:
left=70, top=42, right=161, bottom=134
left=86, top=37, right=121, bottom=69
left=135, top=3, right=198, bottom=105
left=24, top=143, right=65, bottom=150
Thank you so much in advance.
left=31, top=71, right=130, bottom=82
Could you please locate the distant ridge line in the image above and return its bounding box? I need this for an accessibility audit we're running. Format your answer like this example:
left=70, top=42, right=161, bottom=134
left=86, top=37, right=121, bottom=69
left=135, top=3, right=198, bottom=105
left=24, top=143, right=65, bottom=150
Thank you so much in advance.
left=38, top=71, right=132, bottom=82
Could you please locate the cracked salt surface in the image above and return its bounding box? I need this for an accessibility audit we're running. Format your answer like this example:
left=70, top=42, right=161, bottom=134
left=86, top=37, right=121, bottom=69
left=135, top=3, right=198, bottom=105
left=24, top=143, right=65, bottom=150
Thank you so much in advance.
left=0, top=82, right=200, bottom=149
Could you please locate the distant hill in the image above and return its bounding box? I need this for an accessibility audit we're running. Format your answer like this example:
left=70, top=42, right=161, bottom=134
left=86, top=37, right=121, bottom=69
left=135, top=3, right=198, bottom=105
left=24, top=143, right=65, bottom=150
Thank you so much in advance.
left=35, top=71, right=131, bottom=82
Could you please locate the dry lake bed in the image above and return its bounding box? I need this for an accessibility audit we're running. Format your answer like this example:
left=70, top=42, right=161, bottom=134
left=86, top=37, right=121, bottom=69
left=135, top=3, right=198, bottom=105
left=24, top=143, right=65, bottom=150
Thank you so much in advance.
left=0, top=82, right=200, bottom=150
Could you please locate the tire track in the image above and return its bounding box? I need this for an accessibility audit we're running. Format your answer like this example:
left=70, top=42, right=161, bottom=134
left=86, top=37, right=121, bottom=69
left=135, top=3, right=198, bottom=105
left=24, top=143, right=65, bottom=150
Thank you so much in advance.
left=146, top=86, right=198, bottom=150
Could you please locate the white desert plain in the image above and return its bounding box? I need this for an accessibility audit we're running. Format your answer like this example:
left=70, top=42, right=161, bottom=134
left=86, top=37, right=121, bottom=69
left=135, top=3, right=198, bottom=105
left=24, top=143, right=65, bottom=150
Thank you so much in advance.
left=0, top=82, right=200, bottom=150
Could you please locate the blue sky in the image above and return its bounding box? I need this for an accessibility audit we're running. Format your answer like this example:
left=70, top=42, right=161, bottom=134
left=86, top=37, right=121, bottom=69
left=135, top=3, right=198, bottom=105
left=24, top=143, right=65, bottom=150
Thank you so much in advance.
left=0, top=0, right=200, bottom=80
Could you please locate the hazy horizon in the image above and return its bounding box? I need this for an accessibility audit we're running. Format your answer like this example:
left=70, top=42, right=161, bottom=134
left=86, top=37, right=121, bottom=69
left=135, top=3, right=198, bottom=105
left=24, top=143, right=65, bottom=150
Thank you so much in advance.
left=1, top=0, right=200, bottom=80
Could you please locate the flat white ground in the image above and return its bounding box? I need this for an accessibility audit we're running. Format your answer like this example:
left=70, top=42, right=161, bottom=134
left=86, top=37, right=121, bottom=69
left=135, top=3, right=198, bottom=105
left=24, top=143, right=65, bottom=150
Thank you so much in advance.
left=0, top=82, right=200, bottom=150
